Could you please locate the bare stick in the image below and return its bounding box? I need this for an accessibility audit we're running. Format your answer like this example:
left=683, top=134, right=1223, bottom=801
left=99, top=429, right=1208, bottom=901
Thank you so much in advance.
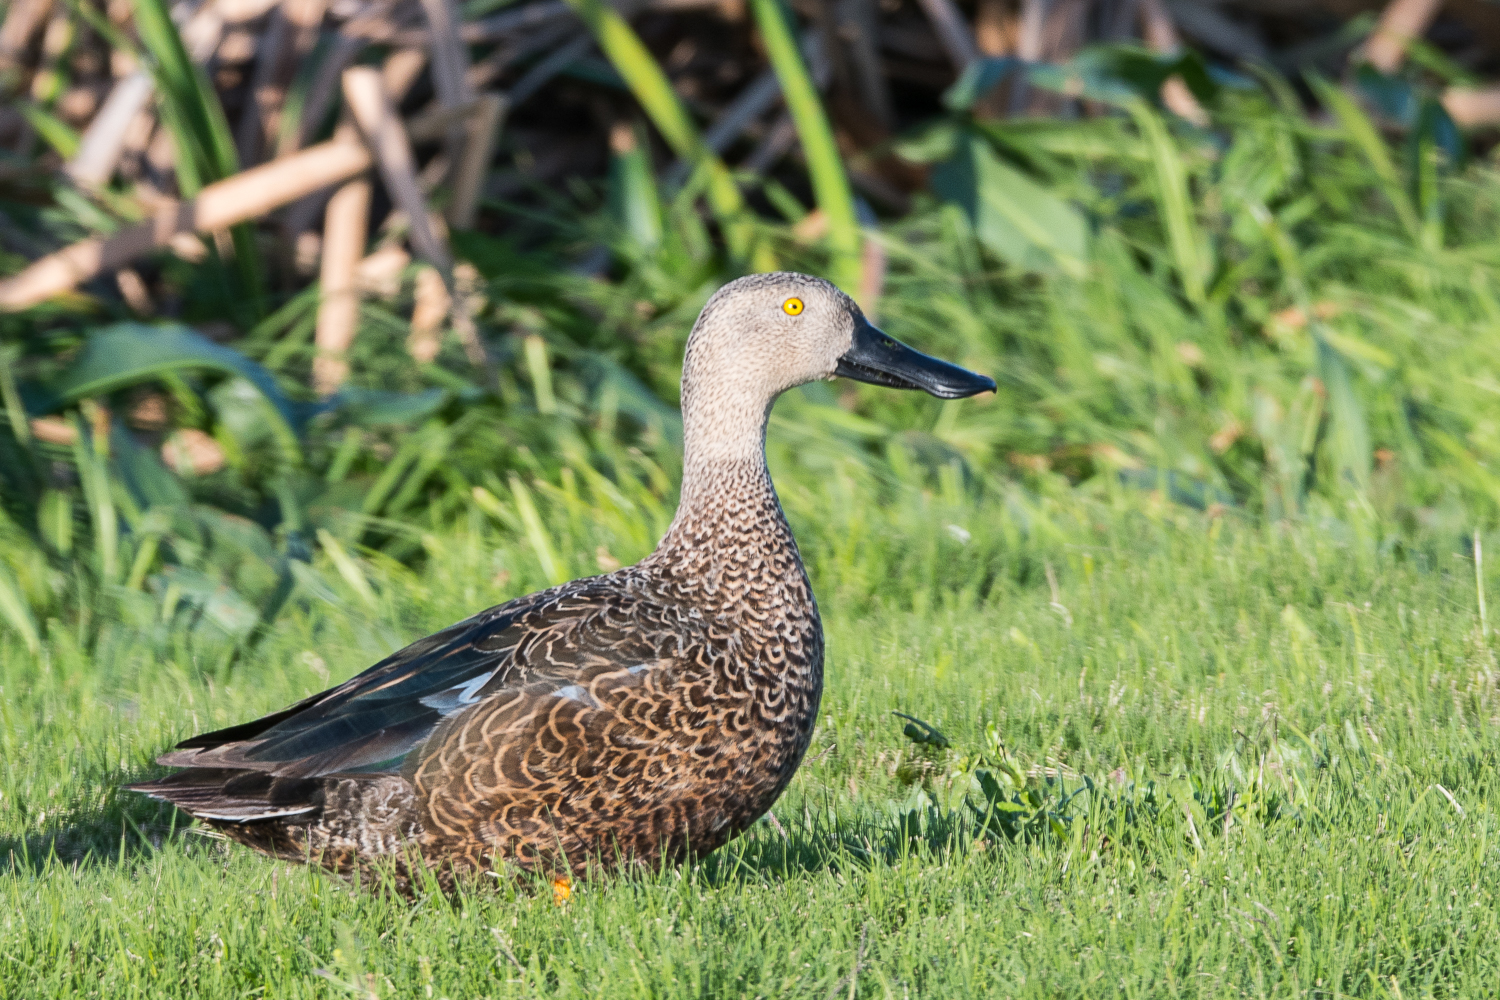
left=1362, top=0, right=1444, bottom=74
left=383, top=47, right=429, bottom=99
left=66, top=71, right=155, bottom=187
left=447, top=92, right=507, bottom=230
left=1443, top=86, right=1500, bottom=128
left=0, top=140, right=373, bottom=311
left=342, top=66, right=452, bottom=271
left=313, top=175, right=372, bottom=395
left=839, top=0, right=893, bottom=128
left=419, top=0, right=474, bottom=177
left=914, top=0, right=978, bottom=71
left=291, top=0, right=404, bottom=155
left=0, top=0, right=55, bottom=73
left=342, top=66, right=488, bottom=371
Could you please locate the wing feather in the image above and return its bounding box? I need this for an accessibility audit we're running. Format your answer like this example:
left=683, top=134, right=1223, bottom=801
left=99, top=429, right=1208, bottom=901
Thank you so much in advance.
left=154, top=582, right=658, bottom=781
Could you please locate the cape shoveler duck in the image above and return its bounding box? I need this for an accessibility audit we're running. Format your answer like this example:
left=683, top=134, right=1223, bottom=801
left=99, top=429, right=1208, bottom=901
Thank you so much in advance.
left=130, top=273, right=994, bottom=890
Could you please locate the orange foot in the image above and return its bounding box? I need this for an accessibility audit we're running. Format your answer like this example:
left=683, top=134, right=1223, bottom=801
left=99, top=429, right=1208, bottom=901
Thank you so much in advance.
left=552, top=876, right=572, bottom=905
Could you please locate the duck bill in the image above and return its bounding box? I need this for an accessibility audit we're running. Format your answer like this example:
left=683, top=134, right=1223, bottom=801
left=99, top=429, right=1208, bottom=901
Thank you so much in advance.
left=834, top=317, right=996, bottom=399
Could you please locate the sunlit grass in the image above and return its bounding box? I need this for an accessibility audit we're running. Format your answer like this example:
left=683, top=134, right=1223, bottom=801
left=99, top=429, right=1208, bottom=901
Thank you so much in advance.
left=3, top=476, right=1499, bottom=998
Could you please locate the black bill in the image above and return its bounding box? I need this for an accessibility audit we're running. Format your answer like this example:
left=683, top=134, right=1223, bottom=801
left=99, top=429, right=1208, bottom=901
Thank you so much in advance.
left=834, top=316, right=996, bottom=399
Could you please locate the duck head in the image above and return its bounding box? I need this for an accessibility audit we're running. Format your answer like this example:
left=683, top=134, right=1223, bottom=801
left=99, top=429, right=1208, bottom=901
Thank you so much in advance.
left=680, top=274, right=995, bottom=453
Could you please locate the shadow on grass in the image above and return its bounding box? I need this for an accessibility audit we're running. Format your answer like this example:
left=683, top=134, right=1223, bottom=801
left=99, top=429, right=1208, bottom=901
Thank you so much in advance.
left=697, top=803, right=976, bottom=888
left=1, top=776, right=197, bottom=875
left=3, top=775, right=974, bottom=893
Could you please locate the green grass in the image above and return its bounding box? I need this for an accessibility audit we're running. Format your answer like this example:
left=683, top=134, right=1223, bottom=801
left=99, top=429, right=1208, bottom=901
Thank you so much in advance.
left=3, top=460, right=1499, bottom=998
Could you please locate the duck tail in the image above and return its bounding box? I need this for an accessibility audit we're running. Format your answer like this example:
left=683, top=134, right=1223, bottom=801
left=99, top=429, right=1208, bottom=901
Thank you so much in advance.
left=127, top=767, right=324, bottom=823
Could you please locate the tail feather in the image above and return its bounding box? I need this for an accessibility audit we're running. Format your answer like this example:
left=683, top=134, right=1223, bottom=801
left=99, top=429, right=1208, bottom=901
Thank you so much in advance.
left=128, top=767, right=323, bottom=823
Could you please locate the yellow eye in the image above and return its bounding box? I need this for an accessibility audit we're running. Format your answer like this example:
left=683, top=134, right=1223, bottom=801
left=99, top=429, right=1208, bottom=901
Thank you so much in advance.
left=782, top=297, right=804, bottom=316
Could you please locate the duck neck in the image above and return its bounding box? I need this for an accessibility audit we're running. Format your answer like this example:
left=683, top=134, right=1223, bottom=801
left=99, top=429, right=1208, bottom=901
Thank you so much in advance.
left=648, top=376, right=798, bottom=586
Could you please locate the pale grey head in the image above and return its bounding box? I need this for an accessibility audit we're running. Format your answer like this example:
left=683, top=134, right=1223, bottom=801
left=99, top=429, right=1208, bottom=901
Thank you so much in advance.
left=677, top=272, right=995, bottom=468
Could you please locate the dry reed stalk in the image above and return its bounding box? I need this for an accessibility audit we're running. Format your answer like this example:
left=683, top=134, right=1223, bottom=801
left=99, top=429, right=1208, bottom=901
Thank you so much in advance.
left=741, top=112, right=797, bottom=175
left=0, top=139, right=372, bottom=310
left=839, top=0, right=894, bottom=129
left=218, top=0, right=283, bottom=22
left=181, top=1, right=227, bottom=61
left=1443, top=85, right=1500, bottom=127
left=406, top=99, right=481, bottom=142
left=914, top=0, right=979, bottom=70
left=313, top=175, right=372, bottom=394
left=447, top=92, right=507, bottom=229
left=115, top=268, right=153, bottom=313
left=0, top=0, right=54, bottom=73
left=973, top=0, right=1011, bottom=56
left=289, top=0, right=405, bottom=155
left=237, top=0, right=329, bottom=165
left=1362, top=0, right=1443, bottom=73
left=343, top=64, right=487, bottom=370
left=29, top=416, right=76, bottom=446
left=407, top=265, right=450, bottom=363
left=1139, top=0, right=1208, bottom=126
left=383, top=47, right=429, bottom=96
left=419, top=0, right=474, bottom=178
left=282, top=42, right=427, bottom=236
left=357, top=245, right=411, bottom=296
left=66, top=70, right=155, bottom=187
left=342, top=66, right=452, bottom=270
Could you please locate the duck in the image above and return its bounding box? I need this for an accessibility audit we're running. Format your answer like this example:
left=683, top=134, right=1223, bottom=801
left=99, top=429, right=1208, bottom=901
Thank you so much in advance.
left=130, top=272, right=995, bottom=892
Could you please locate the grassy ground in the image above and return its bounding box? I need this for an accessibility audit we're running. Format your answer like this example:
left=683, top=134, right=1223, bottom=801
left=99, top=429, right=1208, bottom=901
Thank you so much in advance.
left=4, top=462, right=1500, bottom=998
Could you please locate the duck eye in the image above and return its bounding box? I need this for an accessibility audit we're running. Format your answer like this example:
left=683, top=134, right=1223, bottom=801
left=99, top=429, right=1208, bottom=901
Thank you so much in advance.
left=782, top=297, right=804, bottom=316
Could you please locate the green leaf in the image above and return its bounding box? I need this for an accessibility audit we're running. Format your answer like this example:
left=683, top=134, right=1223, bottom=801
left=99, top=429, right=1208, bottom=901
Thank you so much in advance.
left=510, top=474, right=566, bottom=585
left=1316, top=335, right=1372, bottom=490
left=19, top=104, right=81, bottom=159
left=932, top=133, right=1088, bottom=278
left=750, top=0, right=861, bottom=295
left=331, top=387, right=451, bottom=427
left=316, top=528, right=378, bottom=609
left=28, top=323, right=302, bottom=463
left=562, top=0, right=769, bottom=269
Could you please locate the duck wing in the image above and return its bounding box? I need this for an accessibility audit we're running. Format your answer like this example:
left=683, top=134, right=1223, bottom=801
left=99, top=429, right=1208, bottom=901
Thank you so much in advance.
left=149, top=580, right=660, bottom=781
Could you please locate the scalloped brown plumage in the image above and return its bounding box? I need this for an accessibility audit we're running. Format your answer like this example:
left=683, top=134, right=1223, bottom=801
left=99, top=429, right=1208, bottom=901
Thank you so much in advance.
left=129, top=273, right=994, bottom=891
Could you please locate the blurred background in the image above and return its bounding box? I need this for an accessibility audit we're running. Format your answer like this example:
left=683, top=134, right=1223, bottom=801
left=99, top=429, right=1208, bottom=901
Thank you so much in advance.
left=1, top=0, right=1499, bottom=652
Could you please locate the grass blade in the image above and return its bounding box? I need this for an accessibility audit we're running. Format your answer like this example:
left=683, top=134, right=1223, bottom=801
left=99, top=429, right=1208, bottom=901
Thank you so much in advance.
left=1125, top=98, right=1208, bottom=305
left=609, top=122, right=665, bottom=255
left=130, top=0, right=264, bottom=315
left=749, top=0, right=861, bottom=295
left=561, top=0, right=771, bottom=270
left=0, top=562, right=40, bottom=654
left=1307, top=73, right=1422, bottom=240
left=69, top=411, right=119, bottom=584
left=315, top=529, right=379, bottom=609
left=509, top=474, right=565, bottom=585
